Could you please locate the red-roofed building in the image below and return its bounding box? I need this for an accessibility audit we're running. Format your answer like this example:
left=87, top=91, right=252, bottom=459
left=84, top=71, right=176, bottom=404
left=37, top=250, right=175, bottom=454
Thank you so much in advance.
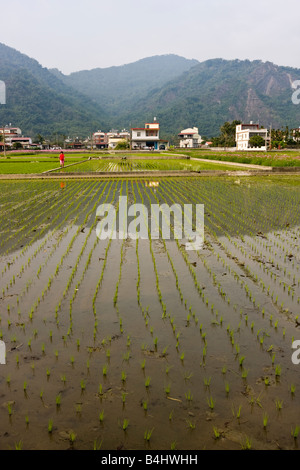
left=0, top=125, right=32, bottom=149
left=131, top=119, right=168, bottom=150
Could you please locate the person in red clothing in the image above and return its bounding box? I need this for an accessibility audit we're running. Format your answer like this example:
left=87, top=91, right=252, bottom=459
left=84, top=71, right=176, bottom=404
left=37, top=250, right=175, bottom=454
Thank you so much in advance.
left=59, top=151, right=65, bottom=168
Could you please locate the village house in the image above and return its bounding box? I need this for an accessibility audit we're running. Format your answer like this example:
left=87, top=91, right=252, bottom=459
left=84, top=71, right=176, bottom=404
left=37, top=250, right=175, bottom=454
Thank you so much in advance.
left=92, top=130, right=130, bottom=149
left=291, top=127, right=300, bottom=142
left=235, top=122, right=269, bottom=150
left=0, top=125, right=32, bottom=149
left=107, top=130, right=130, bottom=149
left=131, top=119, right=168, bottom=150
left=178, top=127, right=202, bottom=148
left=65, top=137, right=84, bottom=150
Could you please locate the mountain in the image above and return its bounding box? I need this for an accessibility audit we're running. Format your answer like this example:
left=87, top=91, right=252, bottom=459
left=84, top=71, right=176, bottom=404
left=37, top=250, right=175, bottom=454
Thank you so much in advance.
left=0, top=42, right=300, bottom=139
left=0, top=43, right=109, bottom=137
left=108, top=58, right=300, bottom=138
left=56, top=55, right=199, bottom=118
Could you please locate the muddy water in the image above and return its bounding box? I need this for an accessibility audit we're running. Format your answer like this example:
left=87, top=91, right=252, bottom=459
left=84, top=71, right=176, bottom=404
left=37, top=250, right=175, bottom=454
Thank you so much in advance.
left=0, top=177, right=300, bottom=450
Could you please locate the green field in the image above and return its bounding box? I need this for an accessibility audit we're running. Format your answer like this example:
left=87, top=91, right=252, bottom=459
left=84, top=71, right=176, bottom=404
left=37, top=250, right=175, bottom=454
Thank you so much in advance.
left=174, top=149, right=300, bottom=167
left=0, top=156, right=88, bottom=174
left=0, top=154, right=258, bottom=174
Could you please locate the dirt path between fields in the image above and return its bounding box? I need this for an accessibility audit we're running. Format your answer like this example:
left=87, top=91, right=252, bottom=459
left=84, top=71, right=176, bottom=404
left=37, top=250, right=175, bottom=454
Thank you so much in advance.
left=0, top=167, right=299, bottom=180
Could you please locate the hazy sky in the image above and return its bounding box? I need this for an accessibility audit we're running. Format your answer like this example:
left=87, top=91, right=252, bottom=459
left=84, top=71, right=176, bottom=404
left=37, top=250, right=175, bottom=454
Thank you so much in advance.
left=1, top=0, right=300, bottom=74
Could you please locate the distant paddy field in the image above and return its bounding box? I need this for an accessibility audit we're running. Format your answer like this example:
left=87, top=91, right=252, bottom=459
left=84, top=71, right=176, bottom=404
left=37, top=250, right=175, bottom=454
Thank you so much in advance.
left=0, top=154, right=256, bottom=174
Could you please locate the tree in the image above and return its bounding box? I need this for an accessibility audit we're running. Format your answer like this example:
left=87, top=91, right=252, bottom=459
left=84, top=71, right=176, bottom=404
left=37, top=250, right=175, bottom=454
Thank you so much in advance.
left=248, top=135, right=265, bottom=148
left=33, top=134, right=46, bottom=145
left=115, top=139, right=129, bottom=150
left=212, top=120, right=241, bottom=147
left=12, top=142, right=23, bottom=150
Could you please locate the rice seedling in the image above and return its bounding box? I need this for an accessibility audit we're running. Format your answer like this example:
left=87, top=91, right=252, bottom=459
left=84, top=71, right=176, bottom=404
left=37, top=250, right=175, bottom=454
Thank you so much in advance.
left=291, top=426, right=300, bottom=440
left=275, top=364, right=282, bottom=378
left=99, top=410, right=104, bottom=423
left=122, top=418, right=129, bottom=431
left=14, top=441, right=23, bottom=450
left=275, top=399, right=283, bottom=411
left=144, top=428, right=154, bottom=442
left=240, top=436, right=252, bottom=450
left=207, top=396, right=215, bottom=410
left=213, top=427, right=221, bottom=439
left=142, top=400, right=148, bottom=411
left=93, top=439, right=103, bottom=450
left=121, top=391, right=127, bottom=404
left=186, top=419, right=196, bottom=430
left=7, top=402, right=13, bottom=416
left=102, top=364, right=108, bottom=377
left=145, top=376, right=151, bottom=389
left=203, top=377, right=211, bottom=388
left=80, top=379, right=86, bottom=391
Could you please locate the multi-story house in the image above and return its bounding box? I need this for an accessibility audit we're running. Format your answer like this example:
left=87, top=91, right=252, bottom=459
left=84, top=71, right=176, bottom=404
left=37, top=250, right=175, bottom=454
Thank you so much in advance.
left=178, top=127, right=202, bottom=148
left=236, top=122, right=269, bottom=150
left=0, top=125, right=32, bottom=149
left=93, top=131, right=109, bottom=149
left=131, top=119, right=168, bottom=150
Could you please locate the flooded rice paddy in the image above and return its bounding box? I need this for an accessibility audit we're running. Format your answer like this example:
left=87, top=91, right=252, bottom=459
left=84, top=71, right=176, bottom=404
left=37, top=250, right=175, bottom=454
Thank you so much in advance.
left=0, top=176, right=300, bottom=450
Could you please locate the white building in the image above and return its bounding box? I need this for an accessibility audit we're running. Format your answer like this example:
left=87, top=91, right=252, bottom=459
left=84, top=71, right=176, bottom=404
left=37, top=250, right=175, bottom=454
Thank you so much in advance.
left=131, top=119, right=168, bottom=150
left=0, top=126, right=32, bottom=149
left=178, top=127, right=202, bottom=148
left=108, top=130, right=130, bottom=149
left=236, top=122, right=269, bottom=150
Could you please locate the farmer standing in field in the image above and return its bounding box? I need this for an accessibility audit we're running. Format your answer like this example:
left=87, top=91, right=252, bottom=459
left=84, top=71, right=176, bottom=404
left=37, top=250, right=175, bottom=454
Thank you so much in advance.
left=59, top=150, right=65, bottom=168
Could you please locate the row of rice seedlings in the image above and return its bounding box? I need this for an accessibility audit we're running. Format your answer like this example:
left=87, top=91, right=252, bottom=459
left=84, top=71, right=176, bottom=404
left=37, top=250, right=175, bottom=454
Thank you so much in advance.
left=91, top=180, right=121, bottom=334
left=66, top=184, right=115, bottom=335
left=0, top=180, right=82, bottom=255
left=3, top=183, right=105, bottom=368
left=0, top=181, right=88, bottom=307
left=0, top=182, right=56, bottom=251
left=2, top=181, right=91, bottom=300
left=162, top=178, right=286, bottom=392
left=179, top=180, right=297, bottom=387
left=113, top=181, right=128, bottom=307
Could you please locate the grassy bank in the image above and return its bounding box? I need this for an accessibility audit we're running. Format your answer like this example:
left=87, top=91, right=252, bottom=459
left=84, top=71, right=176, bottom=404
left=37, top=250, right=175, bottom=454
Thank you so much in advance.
left=173, top=149, right=300, bottom=167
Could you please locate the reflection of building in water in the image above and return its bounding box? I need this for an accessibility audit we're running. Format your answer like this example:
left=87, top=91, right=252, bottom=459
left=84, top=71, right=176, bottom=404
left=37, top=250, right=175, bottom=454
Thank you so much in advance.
left=145, top=182, right=160, bottom=188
